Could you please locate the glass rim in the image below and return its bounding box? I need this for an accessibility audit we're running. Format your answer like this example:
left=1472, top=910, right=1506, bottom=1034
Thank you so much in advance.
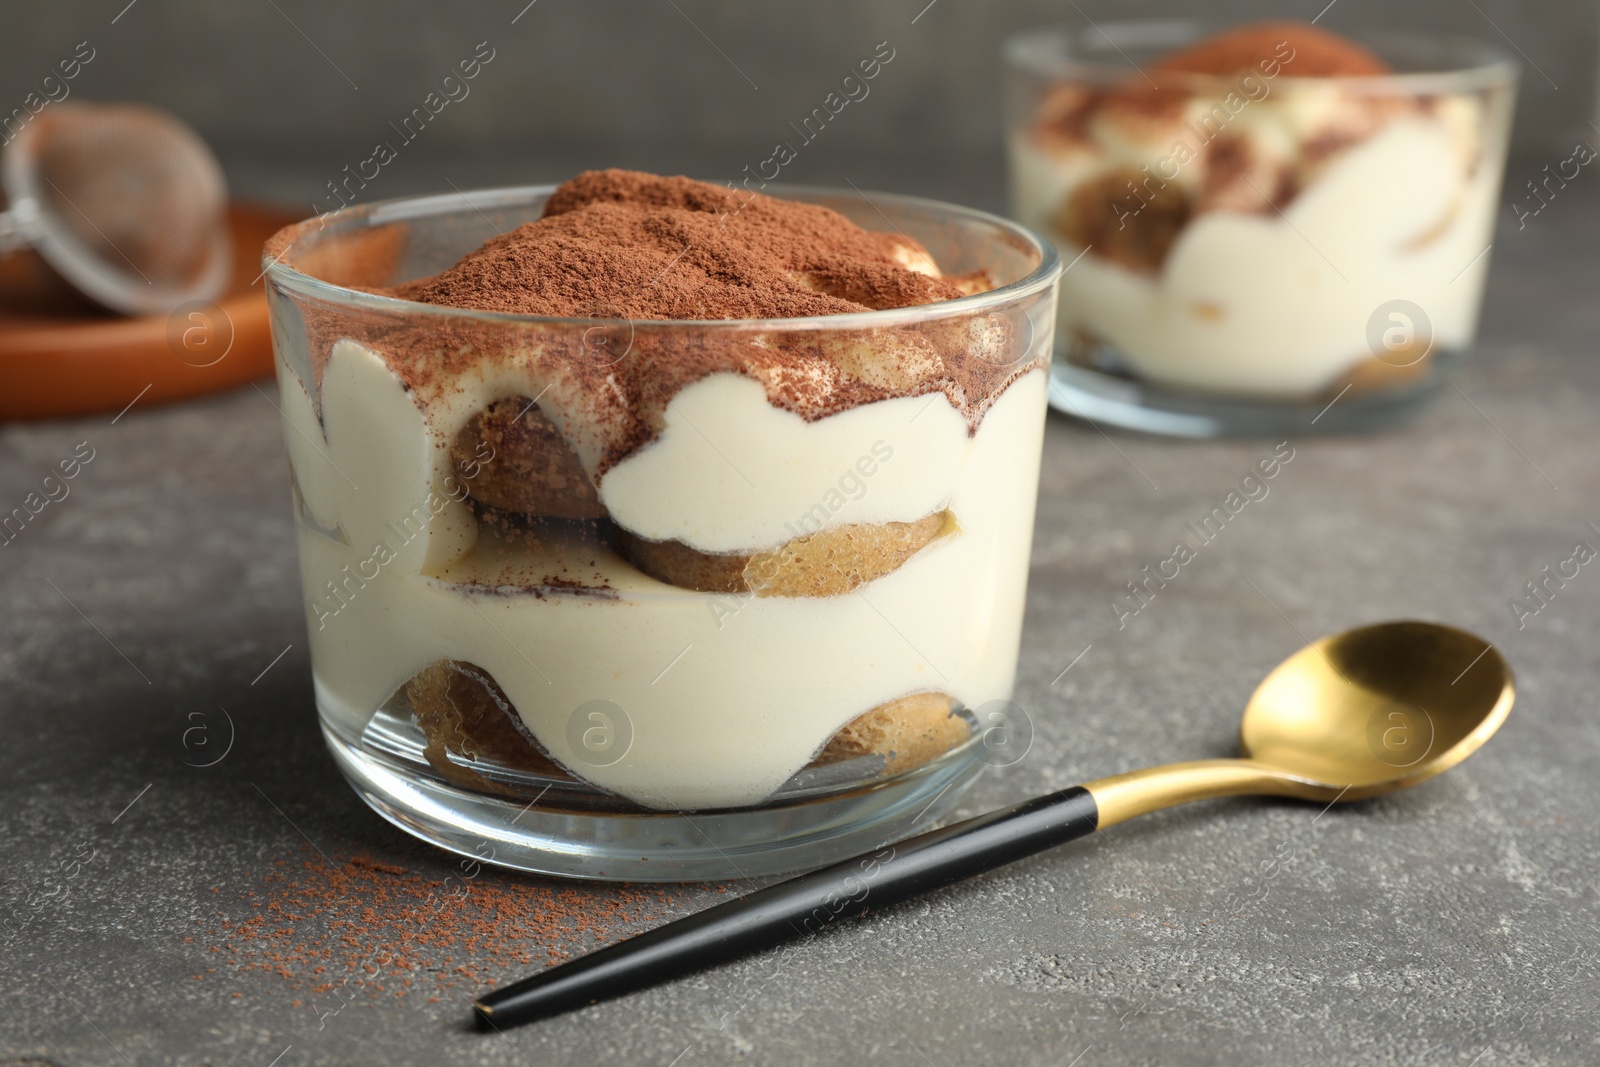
left=263, top=181, right=1064, bottom=331
left=1002, top=21, right=1518, bottom=94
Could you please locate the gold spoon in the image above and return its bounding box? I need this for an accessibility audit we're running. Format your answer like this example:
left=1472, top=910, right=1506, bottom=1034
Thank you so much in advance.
left=475, top=620, right=1513, bottom=1030
left=1089, top=618, right=1514, bottom=827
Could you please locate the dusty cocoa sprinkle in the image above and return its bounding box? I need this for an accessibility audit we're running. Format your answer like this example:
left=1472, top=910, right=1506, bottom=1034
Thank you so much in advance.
left=197, top=848, right=695, bottom=998
left=1152, top=21, right=1390, bottom=78
left=389, top=169, right=963, bottom=319
left=285, top=169, right=1035, bottom=479
left=277, top=169, right=1037, bottom=619
left=1032, top=22, right=1390, bottom=150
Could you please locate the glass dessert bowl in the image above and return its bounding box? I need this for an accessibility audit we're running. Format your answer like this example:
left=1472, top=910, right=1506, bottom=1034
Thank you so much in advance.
left=263, top=171, right=1061, bottom=880
left=1004, top=20, right=1517, bottom=436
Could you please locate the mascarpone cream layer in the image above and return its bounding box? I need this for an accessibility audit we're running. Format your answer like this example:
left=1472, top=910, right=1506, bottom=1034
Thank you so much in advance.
left=600, top=374, right=969, bottom=553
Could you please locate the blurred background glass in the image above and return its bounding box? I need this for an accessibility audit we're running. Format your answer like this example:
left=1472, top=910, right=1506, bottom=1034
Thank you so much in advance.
left=1003, top=22, right=1518, bottom=436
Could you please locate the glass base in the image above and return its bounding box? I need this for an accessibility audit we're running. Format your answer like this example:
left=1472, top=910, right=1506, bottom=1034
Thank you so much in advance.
left=323, top=716, right=984, bottom=882
left=1046, top=352, right=1457, bottom=438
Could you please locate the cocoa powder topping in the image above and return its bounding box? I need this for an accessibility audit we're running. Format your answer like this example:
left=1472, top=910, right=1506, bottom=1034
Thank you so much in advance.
left=389, top=169, right=963, bottom=319
left=1153, top=21, right=1390, bottom=79
left=281, top=169, right=1038, bottom=480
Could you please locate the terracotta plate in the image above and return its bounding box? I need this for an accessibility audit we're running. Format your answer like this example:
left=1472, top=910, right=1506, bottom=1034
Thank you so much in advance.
left=0, top=202, right=303, bottom=421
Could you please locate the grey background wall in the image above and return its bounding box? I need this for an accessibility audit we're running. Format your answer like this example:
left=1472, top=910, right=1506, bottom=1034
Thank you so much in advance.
left=4, top=0, right=1595, bottom=213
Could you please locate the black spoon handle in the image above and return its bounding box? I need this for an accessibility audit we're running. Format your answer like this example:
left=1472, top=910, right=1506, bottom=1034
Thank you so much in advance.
left=473, top=785, right=1099, bottom=1030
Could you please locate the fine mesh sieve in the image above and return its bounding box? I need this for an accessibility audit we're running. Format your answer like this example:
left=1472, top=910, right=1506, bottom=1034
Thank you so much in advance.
left=0, top=102, right=230, bottom=316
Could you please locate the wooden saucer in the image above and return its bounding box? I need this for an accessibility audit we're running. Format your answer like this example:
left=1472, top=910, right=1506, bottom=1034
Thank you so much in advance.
left=0, top=202, right=303, bottom=421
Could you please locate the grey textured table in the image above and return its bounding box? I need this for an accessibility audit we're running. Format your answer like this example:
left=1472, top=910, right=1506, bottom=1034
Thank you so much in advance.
left=3, top=169, right=1597, bottom=1067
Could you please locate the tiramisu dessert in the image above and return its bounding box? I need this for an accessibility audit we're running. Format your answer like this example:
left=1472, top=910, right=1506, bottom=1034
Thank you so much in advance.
left=1007, top=21, right=1515, bottom=397
left=266, top=170, right=1055, bottom=811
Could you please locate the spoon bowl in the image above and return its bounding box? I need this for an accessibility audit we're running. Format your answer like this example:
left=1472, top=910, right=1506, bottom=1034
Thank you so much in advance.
left=1240, top=620, right=1515, bottom=799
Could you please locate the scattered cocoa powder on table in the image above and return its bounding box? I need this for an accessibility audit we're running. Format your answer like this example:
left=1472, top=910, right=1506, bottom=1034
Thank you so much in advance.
left=192, top=847, right=711, bottom=1002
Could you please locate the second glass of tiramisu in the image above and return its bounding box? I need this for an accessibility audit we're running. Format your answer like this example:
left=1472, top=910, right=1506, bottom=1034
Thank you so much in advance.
left=1006, top=20, right=1517, bottom=435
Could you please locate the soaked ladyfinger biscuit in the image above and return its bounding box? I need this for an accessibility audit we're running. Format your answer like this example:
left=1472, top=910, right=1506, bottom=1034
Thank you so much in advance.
left=813, top=692, right=970, bottom=777
left=404, top=660, right=570, bottom=792
left=875, top=232, right=941, bottom=278
left=451, top=396, right=607, bottom=520
left=1333, top=345, right=1435, bottom=396
left=617, top=510, right=951, bottom=597
left=783, top=326, right=945, bottom=393
left=1054, top=166, right=1193, bottom=273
